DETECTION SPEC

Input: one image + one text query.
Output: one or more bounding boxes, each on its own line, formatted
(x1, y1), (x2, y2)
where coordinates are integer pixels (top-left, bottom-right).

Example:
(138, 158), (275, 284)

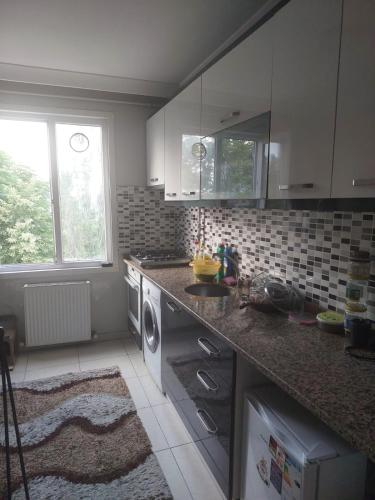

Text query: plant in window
(0, 151), (54, 264)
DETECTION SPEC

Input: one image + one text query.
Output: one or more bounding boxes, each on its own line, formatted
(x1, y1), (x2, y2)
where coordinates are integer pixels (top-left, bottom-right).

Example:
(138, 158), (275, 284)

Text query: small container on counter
(316, 311), (345, 334)
(347, 318), (371, 348)
(345, 280), (367, 304)
(347, 250), (371, 281)
(344, 302), (367, 334)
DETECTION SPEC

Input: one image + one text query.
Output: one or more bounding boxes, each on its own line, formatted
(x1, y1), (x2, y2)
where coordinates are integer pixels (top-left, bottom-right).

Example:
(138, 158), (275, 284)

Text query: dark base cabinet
(161, 295), (235, 498)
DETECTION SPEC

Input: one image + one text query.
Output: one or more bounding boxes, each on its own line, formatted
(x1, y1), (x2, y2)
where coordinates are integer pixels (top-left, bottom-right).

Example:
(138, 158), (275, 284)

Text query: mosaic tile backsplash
(175, 207), (375, 318)
(116, 187), (374, 317)
(117, 186), (177, 253)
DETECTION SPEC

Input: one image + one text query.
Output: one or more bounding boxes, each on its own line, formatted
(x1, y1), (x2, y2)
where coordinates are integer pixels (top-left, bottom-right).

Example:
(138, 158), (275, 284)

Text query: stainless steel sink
(185, 283), (230, 297)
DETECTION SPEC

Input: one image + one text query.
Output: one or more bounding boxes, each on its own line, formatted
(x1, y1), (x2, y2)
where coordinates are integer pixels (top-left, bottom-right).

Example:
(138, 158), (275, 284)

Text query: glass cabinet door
(201, 112), (270, 200)
(200, 19), (273, 200)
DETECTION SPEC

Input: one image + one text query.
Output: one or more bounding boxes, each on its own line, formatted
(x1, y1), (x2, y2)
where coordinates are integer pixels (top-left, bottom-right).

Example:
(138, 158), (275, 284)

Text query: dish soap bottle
(216, 242), (225, 281)
(224, 243), (233, 277)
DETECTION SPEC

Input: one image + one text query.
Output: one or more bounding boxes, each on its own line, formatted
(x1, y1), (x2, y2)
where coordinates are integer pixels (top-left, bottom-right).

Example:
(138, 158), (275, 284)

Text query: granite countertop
(124, 258), (375, 462)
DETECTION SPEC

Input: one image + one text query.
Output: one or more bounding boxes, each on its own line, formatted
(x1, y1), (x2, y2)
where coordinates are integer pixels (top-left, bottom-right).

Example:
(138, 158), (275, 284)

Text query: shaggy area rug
(0, 367), (172, 499)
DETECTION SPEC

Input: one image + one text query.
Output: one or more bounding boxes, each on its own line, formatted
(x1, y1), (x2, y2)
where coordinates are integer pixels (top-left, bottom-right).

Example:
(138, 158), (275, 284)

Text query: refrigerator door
(242, 398), (308, 500)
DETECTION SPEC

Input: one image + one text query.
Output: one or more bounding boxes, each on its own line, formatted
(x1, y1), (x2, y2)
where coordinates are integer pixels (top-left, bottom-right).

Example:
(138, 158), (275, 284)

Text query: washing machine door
(143, 299), (159, 353)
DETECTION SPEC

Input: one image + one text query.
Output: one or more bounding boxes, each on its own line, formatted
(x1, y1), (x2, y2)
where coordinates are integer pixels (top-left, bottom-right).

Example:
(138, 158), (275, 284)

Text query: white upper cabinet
(268, 0), (342, 199)
(146, 109), (164, 187)
(331, 0), (375, 198)
(201, 21), (273, 199)
(164, 78), (201, 201)
(201, 21), (273, 136)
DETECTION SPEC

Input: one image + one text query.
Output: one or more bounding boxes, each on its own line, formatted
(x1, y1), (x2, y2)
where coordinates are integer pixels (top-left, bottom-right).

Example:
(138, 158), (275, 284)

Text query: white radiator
(24, 281), (91, 347)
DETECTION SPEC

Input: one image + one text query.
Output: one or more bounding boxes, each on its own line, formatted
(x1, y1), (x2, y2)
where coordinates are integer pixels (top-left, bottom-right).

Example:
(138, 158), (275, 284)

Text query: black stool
(0, 327), (29, 499)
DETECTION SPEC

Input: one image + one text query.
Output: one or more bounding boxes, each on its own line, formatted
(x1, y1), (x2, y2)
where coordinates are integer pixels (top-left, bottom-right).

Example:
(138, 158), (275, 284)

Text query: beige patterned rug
(0, 367), (172, 499)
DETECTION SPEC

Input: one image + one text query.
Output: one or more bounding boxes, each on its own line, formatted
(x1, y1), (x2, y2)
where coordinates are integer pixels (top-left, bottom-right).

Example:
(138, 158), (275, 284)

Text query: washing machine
(142, 277), (162, 392)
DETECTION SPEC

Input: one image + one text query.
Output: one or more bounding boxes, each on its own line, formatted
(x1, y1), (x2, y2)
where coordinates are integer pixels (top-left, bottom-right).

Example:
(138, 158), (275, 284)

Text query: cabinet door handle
(197, 369), (218, 392)
(279, 183), (314, 190)
(166, 301), (181, 313)
(196, 409), (218, 434)
(154, 177), (159, 182)
(166, 192), (177, 197)
(150, 177), (155, 182)
(352, 178), (375, 187)
(198, 337), (221, 357)
(182, 191), (196, 196)
(220, 110), (240, 124)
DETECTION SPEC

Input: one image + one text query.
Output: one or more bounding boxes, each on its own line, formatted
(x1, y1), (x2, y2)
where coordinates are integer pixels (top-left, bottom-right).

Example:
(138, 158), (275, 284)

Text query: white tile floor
(10, 337), (225, 500)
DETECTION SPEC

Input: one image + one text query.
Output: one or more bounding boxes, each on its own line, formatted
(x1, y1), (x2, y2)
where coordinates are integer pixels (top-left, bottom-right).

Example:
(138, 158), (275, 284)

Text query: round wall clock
(69, 132), (89, 153)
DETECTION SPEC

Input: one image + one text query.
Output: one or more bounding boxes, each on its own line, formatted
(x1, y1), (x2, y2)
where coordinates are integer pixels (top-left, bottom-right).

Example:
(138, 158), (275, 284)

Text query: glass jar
(344, 302), (367, 334)
(347, 250), (371, 281)
(345, 280), (367, 305)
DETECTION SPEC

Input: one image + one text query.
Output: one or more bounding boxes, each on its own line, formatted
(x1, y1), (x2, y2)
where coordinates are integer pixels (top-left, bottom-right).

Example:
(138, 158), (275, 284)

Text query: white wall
(0, 88), (155, 341)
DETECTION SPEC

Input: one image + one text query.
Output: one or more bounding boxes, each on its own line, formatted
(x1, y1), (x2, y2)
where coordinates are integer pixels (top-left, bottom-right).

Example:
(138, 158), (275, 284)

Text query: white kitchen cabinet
(268, 0), (342, 199)
(201, 21), (273, 137)
(164, 78), (201, 201)
(331, 0), (375, 198)
(200, 21), (273, 200)
(146, 109), (164, 187)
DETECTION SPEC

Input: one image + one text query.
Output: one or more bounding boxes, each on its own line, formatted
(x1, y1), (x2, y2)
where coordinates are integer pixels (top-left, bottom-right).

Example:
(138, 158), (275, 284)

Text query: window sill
(0, 263), (117, 280)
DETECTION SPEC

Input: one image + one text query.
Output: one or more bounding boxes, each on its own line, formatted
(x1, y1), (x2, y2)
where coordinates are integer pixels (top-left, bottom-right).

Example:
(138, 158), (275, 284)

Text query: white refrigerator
(241, 385), (366, 500)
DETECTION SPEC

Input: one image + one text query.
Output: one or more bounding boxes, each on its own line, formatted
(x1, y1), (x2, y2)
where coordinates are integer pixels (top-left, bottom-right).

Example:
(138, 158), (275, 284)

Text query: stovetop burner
(129, 249), (191, 268)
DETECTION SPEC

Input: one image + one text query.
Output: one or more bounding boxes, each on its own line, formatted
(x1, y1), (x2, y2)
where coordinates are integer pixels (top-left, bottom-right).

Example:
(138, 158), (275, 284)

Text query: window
(0, 112), (112, 272)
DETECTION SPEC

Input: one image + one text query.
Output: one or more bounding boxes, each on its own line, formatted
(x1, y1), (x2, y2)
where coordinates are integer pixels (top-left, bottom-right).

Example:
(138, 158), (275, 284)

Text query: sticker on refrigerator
(269, 435), (278, 458)
(270, 458), (283, 494)
(256, 457), (270, 486)
(281, 454), (302, 500)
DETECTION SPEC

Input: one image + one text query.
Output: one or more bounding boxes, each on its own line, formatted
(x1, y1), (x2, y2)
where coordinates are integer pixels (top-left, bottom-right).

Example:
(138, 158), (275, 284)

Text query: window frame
(0, 107), (116, 275)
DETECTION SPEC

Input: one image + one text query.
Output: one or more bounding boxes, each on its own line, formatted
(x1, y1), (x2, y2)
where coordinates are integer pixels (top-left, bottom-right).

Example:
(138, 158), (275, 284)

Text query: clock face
(191, 142), (207, 160)
(69, 132), (89, 153)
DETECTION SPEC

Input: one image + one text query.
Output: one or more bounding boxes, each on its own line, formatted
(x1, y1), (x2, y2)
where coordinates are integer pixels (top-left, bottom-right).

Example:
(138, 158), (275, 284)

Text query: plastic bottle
(224, 243), (233, 277)
(216, 242), (225, 281)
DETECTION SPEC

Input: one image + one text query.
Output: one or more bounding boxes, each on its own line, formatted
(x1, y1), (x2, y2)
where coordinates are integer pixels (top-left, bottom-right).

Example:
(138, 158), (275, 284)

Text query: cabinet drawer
(178, 398), (231, 496)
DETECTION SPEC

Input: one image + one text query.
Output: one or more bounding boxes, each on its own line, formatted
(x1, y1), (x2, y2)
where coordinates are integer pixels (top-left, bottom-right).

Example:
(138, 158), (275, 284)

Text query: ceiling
(0, 0), (270, 97)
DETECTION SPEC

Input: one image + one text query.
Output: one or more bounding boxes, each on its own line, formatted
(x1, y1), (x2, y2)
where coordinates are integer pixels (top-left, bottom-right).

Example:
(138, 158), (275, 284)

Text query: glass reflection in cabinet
(201, 112), (270, 200)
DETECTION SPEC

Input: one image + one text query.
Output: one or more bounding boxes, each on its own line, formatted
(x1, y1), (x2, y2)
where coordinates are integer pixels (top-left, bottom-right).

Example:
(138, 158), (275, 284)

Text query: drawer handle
(196, 409), (218, 434)
(279, 183), (314, 190)
(197, 337), (220, 357)
(197, 369), (218, 392)
(182, 191), (196, 196)
(220, 110), (240, 124)
(352, 178), (375, 187)
(166, 301), (181, 313)
(166, 192), (177, 197)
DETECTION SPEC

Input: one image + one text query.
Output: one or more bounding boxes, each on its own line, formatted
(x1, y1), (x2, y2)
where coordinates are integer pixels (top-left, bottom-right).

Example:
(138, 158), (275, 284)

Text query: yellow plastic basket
(192, 259), (221, 282)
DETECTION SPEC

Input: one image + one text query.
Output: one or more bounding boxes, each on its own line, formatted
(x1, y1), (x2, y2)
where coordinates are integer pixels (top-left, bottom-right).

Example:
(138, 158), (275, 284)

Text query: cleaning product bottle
(232, 245), (239, 281)
(216, 242), (225, 281)
(224, 243), (233, 277)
